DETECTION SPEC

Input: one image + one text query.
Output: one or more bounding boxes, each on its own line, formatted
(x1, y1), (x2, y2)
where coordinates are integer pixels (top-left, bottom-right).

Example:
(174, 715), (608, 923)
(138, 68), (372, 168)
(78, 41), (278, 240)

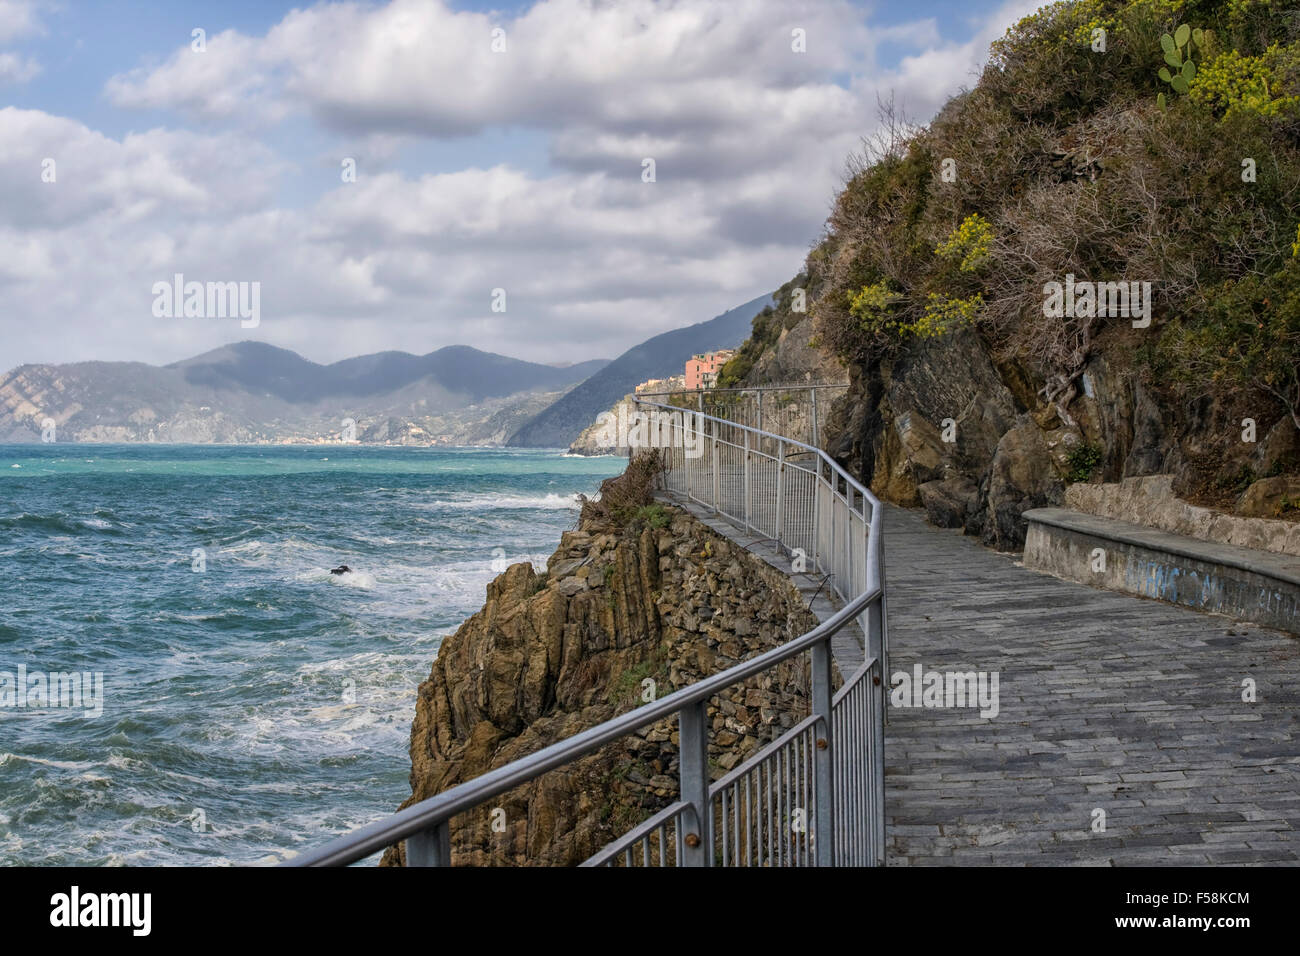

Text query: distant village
(633, 348), (735, 396)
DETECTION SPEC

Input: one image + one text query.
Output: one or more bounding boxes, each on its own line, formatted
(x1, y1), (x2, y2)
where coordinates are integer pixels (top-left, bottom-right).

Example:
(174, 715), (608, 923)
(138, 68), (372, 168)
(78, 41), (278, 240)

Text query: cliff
(381, 457), (826, 865)
(720, 0), (1300, 551)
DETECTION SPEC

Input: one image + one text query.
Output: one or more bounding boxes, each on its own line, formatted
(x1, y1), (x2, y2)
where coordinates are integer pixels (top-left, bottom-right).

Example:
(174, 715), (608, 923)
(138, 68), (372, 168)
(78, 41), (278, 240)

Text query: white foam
(330, 570), (375, 589)
(426, 492), (580, 511)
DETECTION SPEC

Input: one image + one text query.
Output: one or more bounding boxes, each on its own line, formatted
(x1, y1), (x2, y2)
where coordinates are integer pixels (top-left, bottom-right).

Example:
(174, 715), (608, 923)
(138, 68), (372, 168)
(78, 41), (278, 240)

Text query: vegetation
(1065, 442), (1105, 482)
(801, 0), (1300, 434)
(717, 276), (809, 388)
(579, 451), (666, 527)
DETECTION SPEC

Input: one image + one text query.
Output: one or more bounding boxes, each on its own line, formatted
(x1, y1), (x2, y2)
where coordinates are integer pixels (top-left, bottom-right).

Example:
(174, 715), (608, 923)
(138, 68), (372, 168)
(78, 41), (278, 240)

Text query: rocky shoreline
(381, 461), (827, 865)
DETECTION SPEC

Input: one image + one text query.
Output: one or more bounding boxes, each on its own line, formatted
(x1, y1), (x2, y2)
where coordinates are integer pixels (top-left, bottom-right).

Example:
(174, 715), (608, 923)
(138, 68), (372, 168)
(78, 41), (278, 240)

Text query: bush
(1065, 442), (1105, 482)
(800, 0), (1300, 433)
(579, 452), (666, 527)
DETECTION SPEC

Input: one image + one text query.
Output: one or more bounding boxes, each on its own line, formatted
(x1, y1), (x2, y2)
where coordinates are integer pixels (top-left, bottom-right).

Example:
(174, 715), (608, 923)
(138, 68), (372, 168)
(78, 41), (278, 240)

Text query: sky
(0, 0), (1044, 369)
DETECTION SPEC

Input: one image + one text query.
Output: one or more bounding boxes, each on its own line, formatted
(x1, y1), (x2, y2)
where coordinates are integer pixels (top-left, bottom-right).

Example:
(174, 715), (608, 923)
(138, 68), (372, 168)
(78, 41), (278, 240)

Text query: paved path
(882, 504), (1300, 865)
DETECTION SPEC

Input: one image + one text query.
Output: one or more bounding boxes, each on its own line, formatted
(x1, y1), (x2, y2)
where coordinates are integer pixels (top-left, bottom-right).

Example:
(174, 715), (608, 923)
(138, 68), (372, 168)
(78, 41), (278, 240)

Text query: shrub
(934, 214), (994, 272)
(1065, 442), (1104, 482)
(1188, 44), (1300, 119)
(579, 452), (666, 527)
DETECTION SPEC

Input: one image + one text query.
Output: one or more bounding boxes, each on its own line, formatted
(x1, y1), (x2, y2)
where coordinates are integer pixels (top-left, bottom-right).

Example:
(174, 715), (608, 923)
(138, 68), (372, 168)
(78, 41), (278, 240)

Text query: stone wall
(1066, 475), (1300, 558)
(380, 499), (822, 866)
(1024, 508), (1300, 634)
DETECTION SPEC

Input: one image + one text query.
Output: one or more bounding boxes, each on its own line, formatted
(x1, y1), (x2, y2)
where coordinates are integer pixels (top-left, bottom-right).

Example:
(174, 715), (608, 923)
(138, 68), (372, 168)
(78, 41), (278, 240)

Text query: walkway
(883, 505), (1300, 865)
(667, 488), (1300, 865)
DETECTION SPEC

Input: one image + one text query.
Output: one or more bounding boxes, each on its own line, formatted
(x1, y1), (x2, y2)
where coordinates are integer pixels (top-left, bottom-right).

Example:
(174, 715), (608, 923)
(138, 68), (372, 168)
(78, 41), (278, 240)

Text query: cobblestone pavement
(881, 505), (1300, 866)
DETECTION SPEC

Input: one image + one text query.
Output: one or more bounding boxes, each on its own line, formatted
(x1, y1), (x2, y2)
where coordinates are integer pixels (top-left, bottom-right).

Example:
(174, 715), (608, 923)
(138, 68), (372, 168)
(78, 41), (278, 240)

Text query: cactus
(1156, 24), (1206, 107)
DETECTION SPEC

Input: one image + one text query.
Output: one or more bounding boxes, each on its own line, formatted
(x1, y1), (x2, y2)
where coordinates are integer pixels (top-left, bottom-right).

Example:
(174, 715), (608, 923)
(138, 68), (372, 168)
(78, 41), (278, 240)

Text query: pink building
(684, 349), (734, 390)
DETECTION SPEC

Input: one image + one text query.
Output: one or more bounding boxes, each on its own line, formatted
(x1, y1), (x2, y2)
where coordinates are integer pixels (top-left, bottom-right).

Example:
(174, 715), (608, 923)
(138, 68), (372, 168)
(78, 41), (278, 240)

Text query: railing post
(743, 427), (752, 532)
(775, 439), (785, 547)
(811, 639), (834, 866)
(686, 411), (695, 501)
(711, 418), (720, 512)
(678, 701), (711, 866)
(812, 460), (821, 573)
(405, 819), (450, 867)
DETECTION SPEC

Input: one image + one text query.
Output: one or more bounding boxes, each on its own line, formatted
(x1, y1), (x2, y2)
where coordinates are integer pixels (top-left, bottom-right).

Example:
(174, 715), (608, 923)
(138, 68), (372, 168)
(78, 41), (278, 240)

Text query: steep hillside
(506, 293), (774, 448)
(726, 0), (1300, 549)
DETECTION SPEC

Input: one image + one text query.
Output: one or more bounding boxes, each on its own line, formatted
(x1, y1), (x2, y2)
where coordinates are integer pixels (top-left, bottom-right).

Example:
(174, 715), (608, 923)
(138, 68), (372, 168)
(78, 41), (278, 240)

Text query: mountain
(0, 342), (609, 444)
(506, 292), (774, 448)
(167, 342), (607, 403)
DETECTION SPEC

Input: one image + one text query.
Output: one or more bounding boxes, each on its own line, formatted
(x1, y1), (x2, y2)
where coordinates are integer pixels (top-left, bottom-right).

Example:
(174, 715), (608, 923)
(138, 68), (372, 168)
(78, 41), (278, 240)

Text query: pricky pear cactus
(1157, 24), (1206, 109)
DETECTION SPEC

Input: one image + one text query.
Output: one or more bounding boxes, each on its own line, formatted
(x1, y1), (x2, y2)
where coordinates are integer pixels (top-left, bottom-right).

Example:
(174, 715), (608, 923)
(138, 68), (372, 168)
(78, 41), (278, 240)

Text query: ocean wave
(423, 492), (580, 511)
(0, 752), (99, 772)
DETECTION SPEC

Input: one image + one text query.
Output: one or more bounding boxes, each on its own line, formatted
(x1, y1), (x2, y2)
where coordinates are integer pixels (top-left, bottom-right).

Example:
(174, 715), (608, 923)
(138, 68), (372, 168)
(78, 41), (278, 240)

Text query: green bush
(797, 0), (1300, 433)
(1065, 442), (1105, 482)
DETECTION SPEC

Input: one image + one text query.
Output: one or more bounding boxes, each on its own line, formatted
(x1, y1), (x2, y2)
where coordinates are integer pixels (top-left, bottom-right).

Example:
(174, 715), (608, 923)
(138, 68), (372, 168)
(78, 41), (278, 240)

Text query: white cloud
(0, 50), (38, 84)
(0, 0), (43, 85)
(2, 0), (1042, 370)
(0, 0), (43, 44)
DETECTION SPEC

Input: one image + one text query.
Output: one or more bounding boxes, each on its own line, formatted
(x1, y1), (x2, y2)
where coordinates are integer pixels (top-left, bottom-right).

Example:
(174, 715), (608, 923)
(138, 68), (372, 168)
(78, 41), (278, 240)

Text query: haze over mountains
(0, 343), (608, 445)
(0, 292), (773, 446)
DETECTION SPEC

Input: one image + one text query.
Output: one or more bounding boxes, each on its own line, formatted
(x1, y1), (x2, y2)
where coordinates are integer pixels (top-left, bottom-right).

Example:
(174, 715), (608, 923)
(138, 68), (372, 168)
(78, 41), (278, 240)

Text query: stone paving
(881, 504), (1300, 866)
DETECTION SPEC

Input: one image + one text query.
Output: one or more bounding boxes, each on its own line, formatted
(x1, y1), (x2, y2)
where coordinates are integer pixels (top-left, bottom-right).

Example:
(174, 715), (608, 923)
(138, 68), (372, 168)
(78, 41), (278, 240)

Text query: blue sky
(0, 0), (1044, 368)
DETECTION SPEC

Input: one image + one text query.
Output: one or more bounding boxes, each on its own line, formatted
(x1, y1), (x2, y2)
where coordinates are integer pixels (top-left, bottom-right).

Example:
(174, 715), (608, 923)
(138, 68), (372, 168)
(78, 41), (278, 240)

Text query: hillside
(723, 0), (1300, 548)
(0, 342), (608, 444)
(505, 293), (774, 448)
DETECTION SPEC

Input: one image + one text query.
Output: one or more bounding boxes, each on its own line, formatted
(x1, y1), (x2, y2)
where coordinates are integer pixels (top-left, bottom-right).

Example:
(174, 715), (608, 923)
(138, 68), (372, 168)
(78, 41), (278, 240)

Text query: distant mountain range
(0, 343), (608, 444)
(506, 292), (774, 448)
(0, 292), (776, 446)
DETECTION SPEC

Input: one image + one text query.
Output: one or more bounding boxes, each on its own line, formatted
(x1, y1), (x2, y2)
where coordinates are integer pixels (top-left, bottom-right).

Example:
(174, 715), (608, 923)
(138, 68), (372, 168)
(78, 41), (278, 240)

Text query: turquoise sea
(0, 443), (625, 865)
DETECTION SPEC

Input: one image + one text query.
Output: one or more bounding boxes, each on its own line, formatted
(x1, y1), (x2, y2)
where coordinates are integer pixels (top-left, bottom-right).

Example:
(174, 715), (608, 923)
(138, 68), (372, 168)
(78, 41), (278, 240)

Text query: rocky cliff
(809, 317), (1300, 552)
(719, 0), (1300, 552)
(380, 459), (825, 865)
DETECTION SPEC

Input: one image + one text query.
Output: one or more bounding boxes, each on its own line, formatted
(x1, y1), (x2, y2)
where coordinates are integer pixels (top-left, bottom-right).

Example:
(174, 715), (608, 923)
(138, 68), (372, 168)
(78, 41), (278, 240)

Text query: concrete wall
(1024, 508), (1300, 635)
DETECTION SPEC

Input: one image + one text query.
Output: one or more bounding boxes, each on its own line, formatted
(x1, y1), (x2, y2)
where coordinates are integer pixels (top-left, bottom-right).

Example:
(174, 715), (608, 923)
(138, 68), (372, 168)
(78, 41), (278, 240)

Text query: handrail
(287, 585), (881, 867)
(285, 396), (886, 867)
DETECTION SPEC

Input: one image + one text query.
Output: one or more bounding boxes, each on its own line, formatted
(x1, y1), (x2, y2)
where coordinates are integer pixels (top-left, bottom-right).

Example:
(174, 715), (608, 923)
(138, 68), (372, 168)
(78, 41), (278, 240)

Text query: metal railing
(286, 398), (886, 867)
(634, 384), (849, 449)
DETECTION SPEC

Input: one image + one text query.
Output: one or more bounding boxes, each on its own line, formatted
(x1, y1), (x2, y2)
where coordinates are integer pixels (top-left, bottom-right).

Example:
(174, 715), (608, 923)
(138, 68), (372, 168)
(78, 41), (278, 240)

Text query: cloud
(0, 0), (43, 85)
(0, 51), (39, 84)
(2, 0), (1041, 370)
(0, 0), (43, 44)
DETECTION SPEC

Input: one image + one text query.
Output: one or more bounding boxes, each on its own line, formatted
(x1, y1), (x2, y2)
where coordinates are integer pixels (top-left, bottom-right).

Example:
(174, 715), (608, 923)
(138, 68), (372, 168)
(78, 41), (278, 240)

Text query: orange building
(684, 349), (735, 390)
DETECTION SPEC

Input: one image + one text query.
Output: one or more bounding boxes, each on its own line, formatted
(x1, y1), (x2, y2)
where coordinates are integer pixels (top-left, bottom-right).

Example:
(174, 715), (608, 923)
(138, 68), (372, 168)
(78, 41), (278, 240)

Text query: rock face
(1067, 475), (1300, 557)
(808, 327), (1298, 552)
(380, 500), (820, 866)
(567, 393), (634, 457)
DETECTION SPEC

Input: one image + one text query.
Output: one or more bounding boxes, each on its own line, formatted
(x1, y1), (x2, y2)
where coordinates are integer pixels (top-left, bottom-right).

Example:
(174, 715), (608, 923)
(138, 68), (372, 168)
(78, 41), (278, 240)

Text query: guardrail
(634, 383), (849, 449)
(285, 398), (887, 867)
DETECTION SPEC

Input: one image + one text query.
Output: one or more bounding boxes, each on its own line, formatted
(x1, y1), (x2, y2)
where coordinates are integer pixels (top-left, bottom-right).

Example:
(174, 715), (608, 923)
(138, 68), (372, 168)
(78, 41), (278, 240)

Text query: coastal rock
(379, 480), (821, 866)
(1238, 476), (1300, 519)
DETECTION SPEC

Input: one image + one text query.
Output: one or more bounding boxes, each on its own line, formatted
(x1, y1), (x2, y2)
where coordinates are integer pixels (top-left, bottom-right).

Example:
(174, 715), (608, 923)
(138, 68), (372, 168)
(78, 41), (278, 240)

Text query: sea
(0, 443), (625, 865)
